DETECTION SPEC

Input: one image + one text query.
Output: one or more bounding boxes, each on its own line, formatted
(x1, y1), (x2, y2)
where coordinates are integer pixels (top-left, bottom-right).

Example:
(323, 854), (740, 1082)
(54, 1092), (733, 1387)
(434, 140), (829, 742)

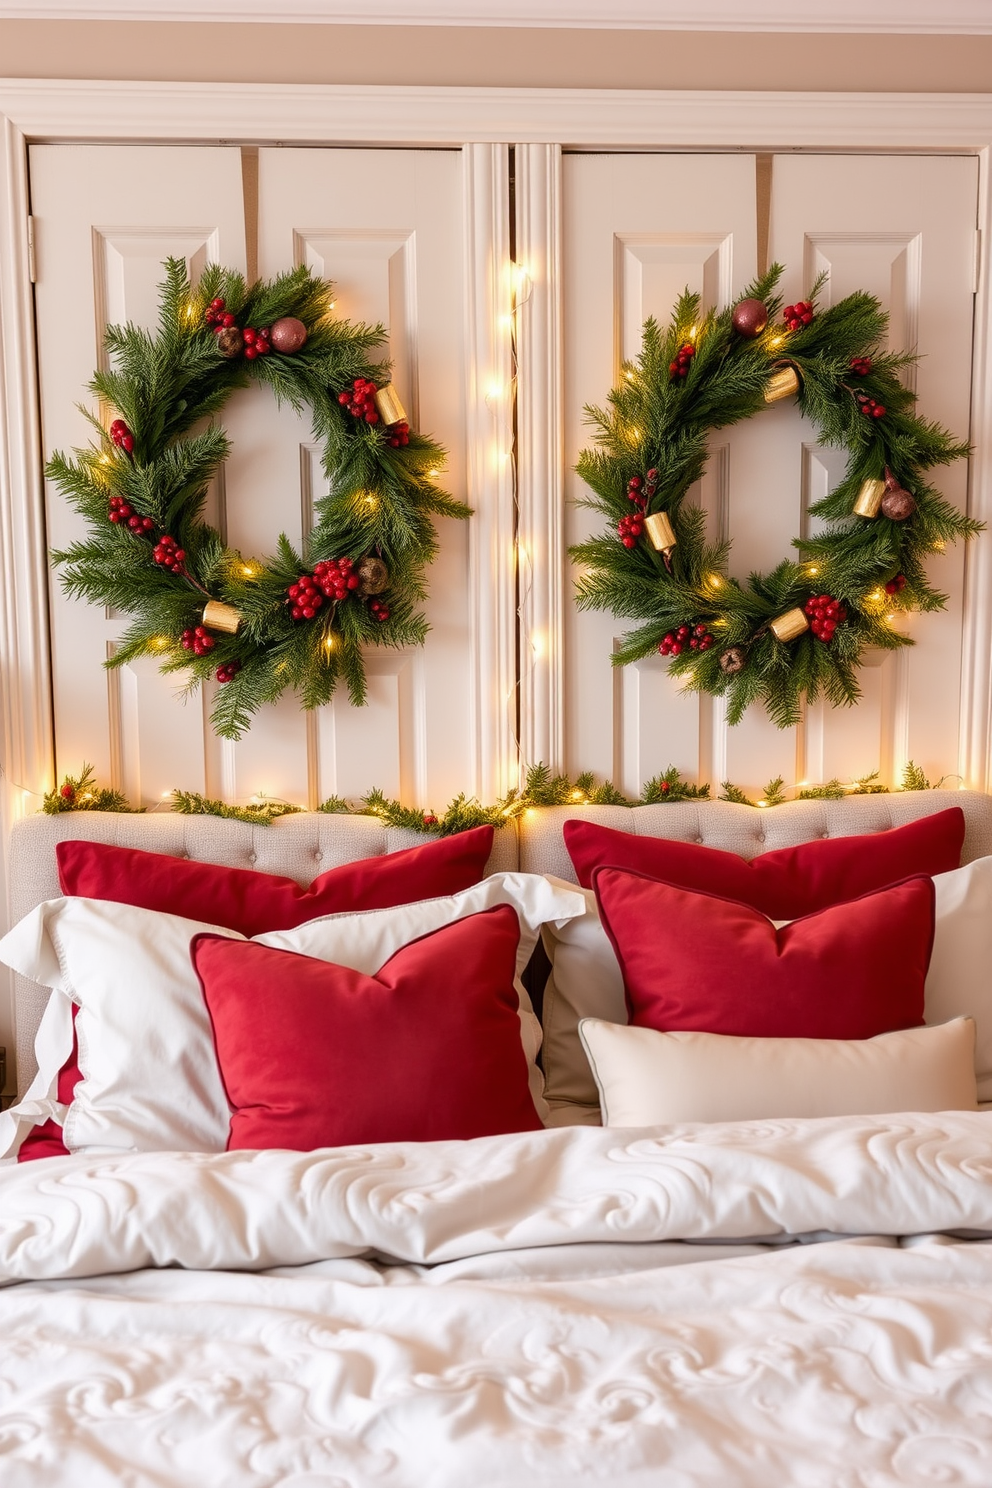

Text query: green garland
(45, 760), (951, 830)
(572, 265), (977, 729)
(48, 259), (468, 740)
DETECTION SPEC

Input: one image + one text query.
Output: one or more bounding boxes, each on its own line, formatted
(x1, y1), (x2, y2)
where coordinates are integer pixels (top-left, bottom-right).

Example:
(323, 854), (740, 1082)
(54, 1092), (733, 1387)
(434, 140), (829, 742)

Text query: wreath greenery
(571, 264), (978, 729)
(48, 258), (468, 740)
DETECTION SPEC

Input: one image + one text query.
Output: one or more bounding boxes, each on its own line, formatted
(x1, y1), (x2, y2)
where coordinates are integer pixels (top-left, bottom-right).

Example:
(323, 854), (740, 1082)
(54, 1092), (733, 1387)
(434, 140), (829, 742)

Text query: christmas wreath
(48, 258), (468, 739)
(571, 265), (978, 728)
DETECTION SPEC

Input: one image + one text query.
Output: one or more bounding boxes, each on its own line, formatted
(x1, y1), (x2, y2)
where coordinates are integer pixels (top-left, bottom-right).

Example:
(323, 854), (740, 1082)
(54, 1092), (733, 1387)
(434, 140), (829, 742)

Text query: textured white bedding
(4, 1114), (992, 1485)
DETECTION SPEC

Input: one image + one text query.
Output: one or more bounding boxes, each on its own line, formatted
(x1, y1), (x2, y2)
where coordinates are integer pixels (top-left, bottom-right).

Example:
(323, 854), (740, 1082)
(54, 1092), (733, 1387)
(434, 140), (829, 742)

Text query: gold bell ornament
(852, 477), (886, 518)
(763, 366), (800, 404)
(374, 383), (408, 428)
(202, 600), (242, 635)
(769, 607), (810, 643)
(644, 510), (677, 571)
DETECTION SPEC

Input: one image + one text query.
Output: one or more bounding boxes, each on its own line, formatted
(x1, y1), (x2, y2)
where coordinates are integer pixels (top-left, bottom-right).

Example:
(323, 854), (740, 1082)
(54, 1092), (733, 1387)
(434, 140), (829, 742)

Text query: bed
(3, 791), (992, 1486)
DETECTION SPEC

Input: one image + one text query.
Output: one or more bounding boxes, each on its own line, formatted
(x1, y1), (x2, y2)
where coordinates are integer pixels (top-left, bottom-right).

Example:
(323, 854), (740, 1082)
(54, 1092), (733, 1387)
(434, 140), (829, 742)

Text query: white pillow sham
(579, 1016), (979, 1127)
(0, 872), (585, 1157)
(542, 855), (992, 1118)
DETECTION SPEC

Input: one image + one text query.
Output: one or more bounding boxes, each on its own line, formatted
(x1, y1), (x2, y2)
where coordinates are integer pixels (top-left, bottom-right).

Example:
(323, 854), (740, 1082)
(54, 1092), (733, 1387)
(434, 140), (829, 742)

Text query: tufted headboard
(7, 789), (992, 1097)
(515, 789), (992, 879)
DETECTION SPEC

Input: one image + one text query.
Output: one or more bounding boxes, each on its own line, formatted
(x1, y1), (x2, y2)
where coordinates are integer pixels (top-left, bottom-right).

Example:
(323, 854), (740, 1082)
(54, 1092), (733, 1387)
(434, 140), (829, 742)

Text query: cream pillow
(579, 1017), (979, 1127)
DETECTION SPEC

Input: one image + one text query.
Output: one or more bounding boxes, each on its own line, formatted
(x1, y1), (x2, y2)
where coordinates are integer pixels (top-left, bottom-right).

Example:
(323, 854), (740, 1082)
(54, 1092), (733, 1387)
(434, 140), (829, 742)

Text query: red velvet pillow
(593, 865), (935, 1040)
(56, 826), (495, 937)
(192, 905), (542, 1151)
(565, 808), (963, 918)
(19, 826), (495, 1163)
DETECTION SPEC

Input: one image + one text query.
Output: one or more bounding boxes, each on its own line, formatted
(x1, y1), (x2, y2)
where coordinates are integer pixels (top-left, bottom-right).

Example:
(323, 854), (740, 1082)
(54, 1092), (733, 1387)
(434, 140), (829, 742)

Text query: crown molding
(2, 81), (992, 149)
(0, 0), (990, 32)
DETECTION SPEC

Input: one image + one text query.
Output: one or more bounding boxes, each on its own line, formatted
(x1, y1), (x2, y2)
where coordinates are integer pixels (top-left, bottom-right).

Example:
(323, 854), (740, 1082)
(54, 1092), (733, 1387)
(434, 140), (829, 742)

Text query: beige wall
(0, 20), (990, 92)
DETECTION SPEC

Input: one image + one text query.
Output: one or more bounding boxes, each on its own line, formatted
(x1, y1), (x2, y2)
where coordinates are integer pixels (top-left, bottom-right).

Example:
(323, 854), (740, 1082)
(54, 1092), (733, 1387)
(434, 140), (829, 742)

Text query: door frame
(1, 81), (991, 816)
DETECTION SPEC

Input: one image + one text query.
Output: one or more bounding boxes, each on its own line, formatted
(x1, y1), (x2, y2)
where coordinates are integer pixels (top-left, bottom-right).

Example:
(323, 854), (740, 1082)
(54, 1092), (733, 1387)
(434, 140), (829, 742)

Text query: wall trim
(1, 80), (990, 795)
(1, 2), (991, 33)
(2, 82), (992, 150)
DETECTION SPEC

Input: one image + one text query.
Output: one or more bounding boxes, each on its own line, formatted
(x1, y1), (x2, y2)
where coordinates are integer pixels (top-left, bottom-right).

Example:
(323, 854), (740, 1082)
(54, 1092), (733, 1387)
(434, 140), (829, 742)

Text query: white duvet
(4, 1113), (992, 1485)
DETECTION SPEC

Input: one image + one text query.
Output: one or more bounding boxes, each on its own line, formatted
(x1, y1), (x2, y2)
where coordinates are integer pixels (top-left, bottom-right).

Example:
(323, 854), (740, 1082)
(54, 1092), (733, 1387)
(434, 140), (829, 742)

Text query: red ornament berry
(60, 783), (75, 800)
(660, 780), (671, 793)
(152, 534), (186, 573)
(215, 660), (241, 685)
(341, 378), (380, 424)
(850, 356), (873, 376)
(783, 300), (814, 333)
(181, 626), (215, 657)
(885, 573), (908, 595)
(803, 591), (848, 642)
(422, 813), (439, 827)
(617, 512), (646, 546)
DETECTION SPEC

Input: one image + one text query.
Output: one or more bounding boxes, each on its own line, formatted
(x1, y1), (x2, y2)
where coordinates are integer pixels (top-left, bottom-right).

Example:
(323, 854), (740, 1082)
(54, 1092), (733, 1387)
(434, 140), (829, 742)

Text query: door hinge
(974, 227), (982, 295)
(26, 215), (36, 284)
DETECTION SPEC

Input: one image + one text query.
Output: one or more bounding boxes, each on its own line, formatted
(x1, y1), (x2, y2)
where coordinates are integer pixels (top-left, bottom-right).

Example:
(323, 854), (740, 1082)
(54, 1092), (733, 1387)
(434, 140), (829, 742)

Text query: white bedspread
(4, 1113), (992, 1485)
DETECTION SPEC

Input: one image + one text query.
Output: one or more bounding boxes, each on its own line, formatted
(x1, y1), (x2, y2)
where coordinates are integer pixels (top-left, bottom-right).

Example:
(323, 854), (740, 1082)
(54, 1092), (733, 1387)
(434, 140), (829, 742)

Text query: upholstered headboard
(8, 789), (992, 1097)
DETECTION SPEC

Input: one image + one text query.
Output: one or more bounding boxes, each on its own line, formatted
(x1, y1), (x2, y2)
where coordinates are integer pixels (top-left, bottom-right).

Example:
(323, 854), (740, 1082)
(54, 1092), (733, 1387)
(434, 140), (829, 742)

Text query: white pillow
(579, 1017), (979, 1127)
(0, 872), (585, 1157)
(542, 857), (992, 1116)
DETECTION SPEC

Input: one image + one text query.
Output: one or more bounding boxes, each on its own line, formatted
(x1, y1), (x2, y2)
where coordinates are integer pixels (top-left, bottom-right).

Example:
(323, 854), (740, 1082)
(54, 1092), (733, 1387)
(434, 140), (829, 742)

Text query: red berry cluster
(108, 495), (154, 535)
(659, 623), (713, 657)
(109, 418), (135, 454)
(850, 356), (873, 376)
(804, 593), (848, 643)
(626, 469), (658, 509)
(369, 598), (390, 622)
(617, 513), (644, 548)
(204, 297), (236, 331)
(783, 300), (814, 332)
(286, 573), (324, 621)
(313, 557), (361, 602)
(242, 327), (271, 361)
(181, 626), (215, 657)
(617, 468), (659, 547)
(669, 343), (696, 380)
(215, 661), (241, 684)
(387, 421), (410, 449)
(422, 813), (439, 827)
(338, 379), (380, 424)
(855, 390), (886, 419)
(153, 535), (185, 573)
(885, 572), (907, 596)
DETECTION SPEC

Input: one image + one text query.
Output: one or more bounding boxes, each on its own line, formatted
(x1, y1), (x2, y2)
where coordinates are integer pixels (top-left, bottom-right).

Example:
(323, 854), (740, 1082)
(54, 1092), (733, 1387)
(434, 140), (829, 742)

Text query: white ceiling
(0, 0), (989, 31)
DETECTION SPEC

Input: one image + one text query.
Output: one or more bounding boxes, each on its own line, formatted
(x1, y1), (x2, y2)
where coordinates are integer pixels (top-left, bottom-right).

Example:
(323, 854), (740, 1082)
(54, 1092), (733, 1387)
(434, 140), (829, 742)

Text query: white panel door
(248, 148), (471, 807)
(560, 151), (977, 796)
(767, 155), (978, 792)
(31, 144), (477, 812)
(30, 144), (248, 806)
(561, 153), (758, 793)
